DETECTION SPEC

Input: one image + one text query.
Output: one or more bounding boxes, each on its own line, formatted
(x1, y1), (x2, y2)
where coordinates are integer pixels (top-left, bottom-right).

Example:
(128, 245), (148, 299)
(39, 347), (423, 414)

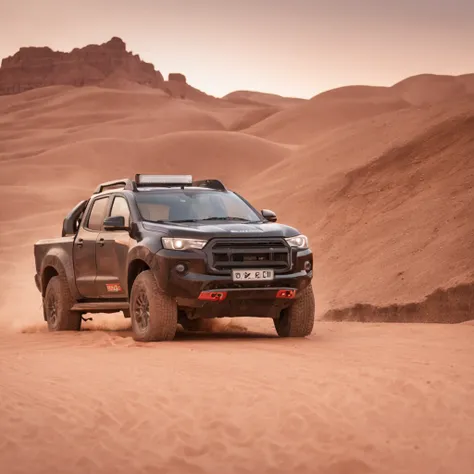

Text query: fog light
(276, 289), (296, 299)
(176, 263), (187, 273)
(198, 291), (227, 302)
(304, 261), (312, 271)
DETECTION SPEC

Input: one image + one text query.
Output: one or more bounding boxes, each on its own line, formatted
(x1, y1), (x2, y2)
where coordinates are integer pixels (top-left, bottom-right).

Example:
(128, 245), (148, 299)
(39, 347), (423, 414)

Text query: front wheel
(274, 285), (315, 337)
(130, 270), (177, 342)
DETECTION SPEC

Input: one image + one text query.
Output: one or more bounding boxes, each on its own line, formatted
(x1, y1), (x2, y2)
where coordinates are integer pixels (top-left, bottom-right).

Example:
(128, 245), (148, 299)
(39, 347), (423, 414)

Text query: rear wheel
(274, 285), (315, 337)
(130, 270), (177, 342)
(43, 275), (82, 331)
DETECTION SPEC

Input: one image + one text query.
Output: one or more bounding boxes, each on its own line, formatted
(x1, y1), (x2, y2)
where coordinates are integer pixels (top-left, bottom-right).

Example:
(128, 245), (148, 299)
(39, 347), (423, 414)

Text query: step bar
(71, 302), (129, 313)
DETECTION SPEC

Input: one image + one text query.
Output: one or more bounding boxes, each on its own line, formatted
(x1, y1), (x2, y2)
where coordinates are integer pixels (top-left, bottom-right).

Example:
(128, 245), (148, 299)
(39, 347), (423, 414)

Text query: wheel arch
(128, 258), (151, 295)
(40, 252), (74, 297)
(42, 265), (59, 297)
(127, 246), (161, 296)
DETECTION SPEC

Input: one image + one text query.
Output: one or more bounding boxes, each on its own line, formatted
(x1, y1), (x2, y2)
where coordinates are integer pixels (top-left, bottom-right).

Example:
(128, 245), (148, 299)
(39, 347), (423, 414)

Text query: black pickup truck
(33, 174), (315, 341)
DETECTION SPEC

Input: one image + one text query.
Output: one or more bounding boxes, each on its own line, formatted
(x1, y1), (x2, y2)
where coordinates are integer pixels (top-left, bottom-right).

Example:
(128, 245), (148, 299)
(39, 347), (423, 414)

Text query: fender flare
(127, 246), (161, 294)
(40, 248), (78, 299)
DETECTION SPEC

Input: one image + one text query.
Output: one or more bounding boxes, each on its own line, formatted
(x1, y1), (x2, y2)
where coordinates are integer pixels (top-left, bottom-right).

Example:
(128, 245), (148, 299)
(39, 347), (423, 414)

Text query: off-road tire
(130, 270), (177, 342)
(274, 285), (315, 337)
(43, 275), (82, 331)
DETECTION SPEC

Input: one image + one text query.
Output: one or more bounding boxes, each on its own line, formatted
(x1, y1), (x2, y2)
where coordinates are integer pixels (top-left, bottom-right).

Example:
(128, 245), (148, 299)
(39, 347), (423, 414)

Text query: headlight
(162, 237), (207, 250)
(285, 234), (309, 249)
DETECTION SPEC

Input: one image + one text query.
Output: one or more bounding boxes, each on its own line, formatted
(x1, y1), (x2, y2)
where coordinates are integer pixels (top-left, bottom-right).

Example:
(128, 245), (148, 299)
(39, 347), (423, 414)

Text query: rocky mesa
(0, 36), (190, 97)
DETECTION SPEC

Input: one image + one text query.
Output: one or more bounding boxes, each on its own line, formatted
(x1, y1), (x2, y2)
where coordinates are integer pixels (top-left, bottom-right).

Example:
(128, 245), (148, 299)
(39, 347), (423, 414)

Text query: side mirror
(261, 209), (277, 222)
(62, 199), (88, 236)
(103, 215), (129, 231)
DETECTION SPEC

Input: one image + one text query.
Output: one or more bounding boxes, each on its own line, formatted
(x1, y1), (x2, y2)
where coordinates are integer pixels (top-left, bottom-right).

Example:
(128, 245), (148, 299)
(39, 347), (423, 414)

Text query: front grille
(206, 238), (291, 275)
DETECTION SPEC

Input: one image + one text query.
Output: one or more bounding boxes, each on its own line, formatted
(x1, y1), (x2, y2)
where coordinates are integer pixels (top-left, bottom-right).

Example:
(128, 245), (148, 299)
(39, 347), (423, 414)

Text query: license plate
(232, 269), (274, 281)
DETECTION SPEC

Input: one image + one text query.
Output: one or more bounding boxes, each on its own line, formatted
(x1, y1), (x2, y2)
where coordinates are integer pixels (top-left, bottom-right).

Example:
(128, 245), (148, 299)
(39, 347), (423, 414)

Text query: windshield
(135, 189), (261, 223)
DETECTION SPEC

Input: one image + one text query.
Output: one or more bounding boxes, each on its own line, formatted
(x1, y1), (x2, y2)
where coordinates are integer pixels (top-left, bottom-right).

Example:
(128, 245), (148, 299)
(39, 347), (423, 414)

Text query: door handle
(76, 238), (84, 248)
(97, 238), (105, 247)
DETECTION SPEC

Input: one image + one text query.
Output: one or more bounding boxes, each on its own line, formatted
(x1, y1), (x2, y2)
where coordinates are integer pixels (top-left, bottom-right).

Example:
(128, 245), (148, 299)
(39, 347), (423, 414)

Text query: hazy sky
(1, 0), (473, 98)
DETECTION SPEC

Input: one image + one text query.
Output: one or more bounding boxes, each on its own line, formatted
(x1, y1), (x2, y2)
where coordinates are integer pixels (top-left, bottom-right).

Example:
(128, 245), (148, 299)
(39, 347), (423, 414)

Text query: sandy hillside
(1, 74), (474, 320)
(243, 86), (412, 144)
(243, 74), (474, 144)
(1, 67), (474, 474)
(239, 96), (474, 317)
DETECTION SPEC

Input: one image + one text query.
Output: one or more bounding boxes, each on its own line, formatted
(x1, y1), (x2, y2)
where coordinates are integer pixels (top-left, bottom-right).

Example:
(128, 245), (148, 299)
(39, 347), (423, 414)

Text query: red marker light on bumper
(198, 291), (227, 302)
(276, 289), (296, 299)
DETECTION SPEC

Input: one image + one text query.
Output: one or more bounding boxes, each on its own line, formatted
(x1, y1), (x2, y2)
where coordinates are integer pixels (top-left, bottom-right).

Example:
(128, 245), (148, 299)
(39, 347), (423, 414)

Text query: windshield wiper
(199, 216), (252, 222)
(161, 219), (200, 223)
(154, 217), (255, 224)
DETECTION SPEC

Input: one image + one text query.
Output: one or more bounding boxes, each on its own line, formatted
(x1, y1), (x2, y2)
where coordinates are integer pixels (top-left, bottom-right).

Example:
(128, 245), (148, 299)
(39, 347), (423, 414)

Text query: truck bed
(34, 236), (75, 292)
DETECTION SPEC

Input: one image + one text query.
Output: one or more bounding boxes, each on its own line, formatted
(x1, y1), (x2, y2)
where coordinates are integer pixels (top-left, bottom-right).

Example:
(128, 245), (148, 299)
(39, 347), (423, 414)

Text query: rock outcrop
(0, 37), (166, 95)
(168, 73), (186, 83)
(164, 73), (188, 98)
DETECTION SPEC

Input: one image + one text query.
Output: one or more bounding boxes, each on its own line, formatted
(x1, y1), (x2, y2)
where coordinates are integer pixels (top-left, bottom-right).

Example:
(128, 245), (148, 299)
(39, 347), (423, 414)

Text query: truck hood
(141, 220), (301, 239)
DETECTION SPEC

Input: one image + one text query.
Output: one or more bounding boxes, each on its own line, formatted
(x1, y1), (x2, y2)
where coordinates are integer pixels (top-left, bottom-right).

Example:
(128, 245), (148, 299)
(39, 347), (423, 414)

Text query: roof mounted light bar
(135, 174), (193, 187)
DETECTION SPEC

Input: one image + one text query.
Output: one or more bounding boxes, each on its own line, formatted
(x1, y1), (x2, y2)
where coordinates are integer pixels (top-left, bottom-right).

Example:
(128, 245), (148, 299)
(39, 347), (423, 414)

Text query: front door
(73, 195), (110, 298)
(95, 195), (131, 298)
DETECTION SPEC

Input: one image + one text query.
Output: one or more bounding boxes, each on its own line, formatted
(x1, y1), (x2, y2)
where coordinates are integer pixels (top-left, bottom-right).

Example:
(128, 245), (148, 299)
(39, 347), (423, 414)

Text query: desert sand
(1, 39), (474, 474)
(1, 321), (473, 474)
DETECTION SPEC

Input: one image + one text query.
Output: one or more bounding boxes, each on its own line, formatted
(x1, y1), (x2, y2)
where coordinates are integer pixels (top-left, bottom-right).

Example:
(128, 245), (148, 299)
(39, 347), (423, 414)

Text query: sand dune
(242, 74), (474, 145)
(0, 186), (74, 222)
(1, 70), (474, 474)
(310, 114), (474, 314)
(392, 73), (474, 105)
(244, 87), (411, 144)
(227, 105), (282, 131)
(201, 90), (304, 130)
(313, 85), (400, 101)
(0, 86), (226, 144)
(223, 90), (306, 108)
(458, 73), (474, 93)
(0, 131), (289, 190)
(238, 102), (474, 316)
(239, 96), (474, 210)
(324, 282), (474, 323)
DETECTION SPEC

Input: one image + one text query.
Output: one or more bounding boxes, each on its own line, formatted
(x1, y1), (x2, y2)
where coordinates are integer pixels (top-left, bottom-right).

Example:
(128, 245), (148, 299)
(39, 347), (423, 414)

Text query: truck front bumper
(152, 248), (313, 318)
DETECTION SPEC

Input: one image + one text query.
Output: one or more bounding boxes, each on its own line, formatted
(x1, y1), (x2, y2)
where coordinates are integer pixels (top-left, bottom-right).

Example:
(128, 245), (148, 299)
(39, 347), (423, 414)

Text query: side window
(109, 196), (130, 226)
(86, 197), (109, 231)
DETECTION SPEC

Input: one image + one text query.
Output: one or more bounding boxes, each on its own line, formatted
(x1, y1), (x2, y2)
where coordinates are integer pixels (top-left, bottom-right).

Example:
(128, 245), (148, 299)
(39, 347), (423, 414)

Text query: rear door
(95, 195), (132, 298)
(73, 195), (110, 298)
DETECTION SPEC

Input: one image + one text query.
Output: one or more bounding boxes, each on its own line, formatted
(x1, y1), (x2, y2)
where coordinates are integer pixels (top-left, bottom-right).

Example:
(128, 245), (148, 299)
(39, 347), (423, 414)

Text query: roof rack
(93, 178), (136, 194)
(193, 179), (226, 191)
(93, 175), (227, 194)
